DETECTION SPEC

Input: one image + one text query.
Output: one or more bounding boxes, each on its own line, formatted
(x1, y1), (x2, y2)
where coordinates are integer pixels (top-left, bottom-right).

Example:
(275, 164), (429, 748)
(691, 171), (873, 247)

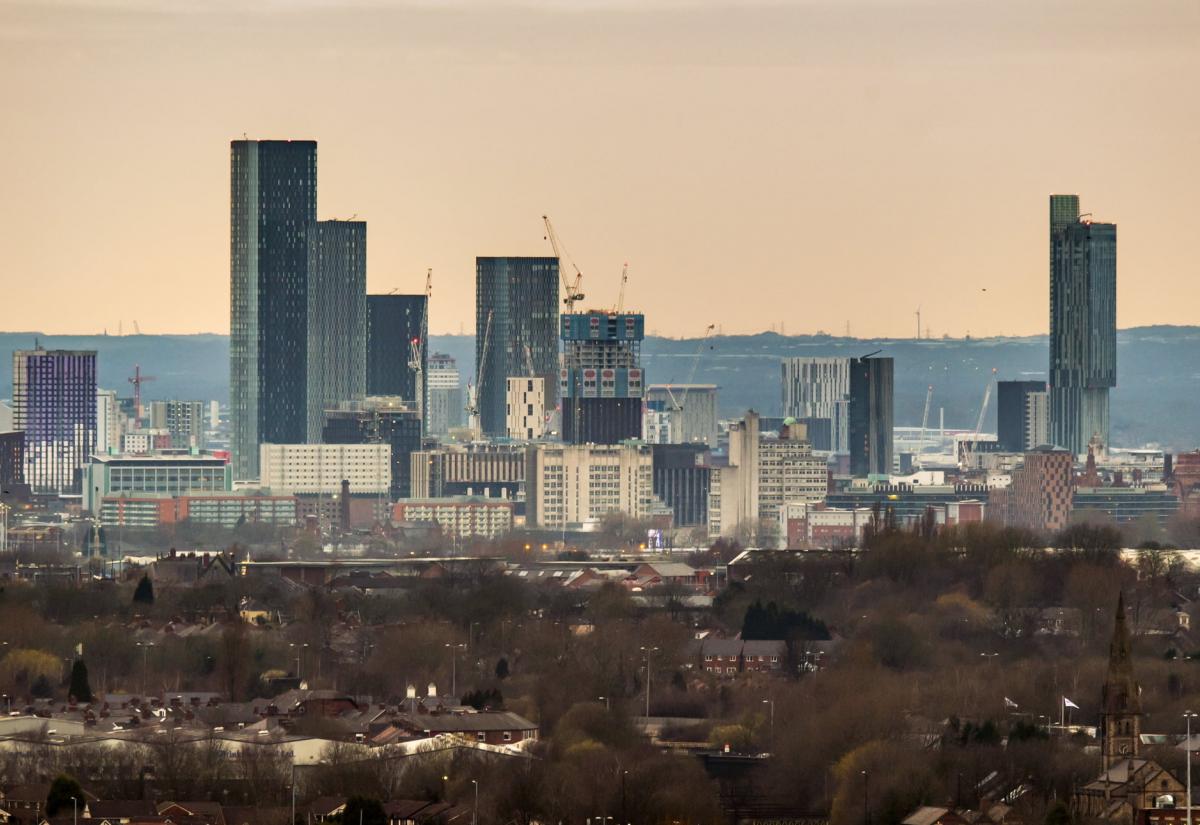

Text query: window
(503, 731), (512, 742)
(477, 732), (486, 741)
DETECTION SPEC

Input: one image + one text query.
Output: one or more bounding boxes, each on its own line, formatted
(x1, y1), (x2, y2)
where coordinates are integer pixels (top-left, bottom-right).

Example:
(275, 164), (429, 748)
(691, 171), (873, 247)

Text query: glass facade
(365, 294), (427, 409)
(476, 257), (559, 436)
(848, 356), (893, 478)
(11, 349), (97, 495)
(230, 140), (318, 480)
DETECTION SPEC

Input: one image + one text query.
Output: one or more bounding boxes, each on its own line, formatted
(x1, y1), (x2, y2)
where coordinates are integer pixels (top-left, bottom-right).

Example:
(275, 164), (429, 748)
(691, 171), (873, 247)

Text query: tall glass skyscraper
(306, 220), (367, 441)
(366, 294), (427, 410)
(230, 140), (318, 479)
(11, 348), (97, 495)
(1049, 195), (1117, 454)
(848, 355), (893, 478)
(475, 257), (559, 436)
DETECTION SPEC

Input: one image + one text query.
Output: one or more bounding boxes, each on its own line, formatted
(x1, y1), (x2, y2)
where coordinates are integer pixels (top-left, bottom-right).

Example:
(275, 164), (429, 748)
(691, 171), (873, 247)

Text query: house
(902, 808), (970, 825)
(1075, 759), (1184, 820)
(85, 801), (158, 823)
(630, 563), (711, 591)
(388, 709), (539, 746)
(696, 638), (786, 675)
(156, 803), (225, 825)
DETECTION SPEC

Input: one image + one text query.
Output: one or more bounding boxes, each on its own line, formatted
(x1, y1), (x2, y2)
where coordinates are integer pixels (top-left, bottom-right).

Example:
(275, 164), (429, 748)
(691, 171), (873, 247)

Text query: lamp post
(72, 797), (77, 825)
(290, 642), (309, 682)
(290, 762), (297, 825)
(446, 643), (466, 698)
(862, 770), (870, 825)
(136, 641), (154, 698)
(471, 779), (479, 825)
(762, 698), (775, 744)
(1186, 711), (1197, 825)
(598, 696), (610, 711)
(640, 646), (658, 718)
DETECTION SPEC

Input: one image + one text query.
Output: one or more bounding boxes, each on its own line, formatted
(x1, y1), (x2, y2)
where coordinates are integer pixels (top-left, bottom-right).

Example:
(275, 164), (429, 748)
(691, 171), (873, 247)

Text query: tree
(495, 657), (510, 680)
(339, 797), (387, 825)
(46, 774), (83, 816)
(69, 659), (93, 703)
(133, 574), (155, 605)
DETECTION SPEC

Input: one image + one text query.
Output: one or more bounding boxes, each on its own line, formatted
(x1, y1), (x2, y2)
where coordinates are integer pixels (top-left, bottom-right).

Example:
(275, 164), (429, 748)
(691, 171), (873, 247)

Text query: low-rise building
(392, 497), (514, 540)
(525, 442), (655, 529)
(260, 443), (391, 496)
(84, 451), (232, 513)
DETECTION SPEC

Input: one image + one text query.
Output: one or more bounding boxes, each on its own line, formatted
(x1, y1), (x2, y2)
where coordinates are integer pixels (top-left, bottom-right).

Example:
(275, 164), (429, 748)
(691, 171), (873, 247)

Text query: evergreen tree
(133, 574), (155, 605)
(339, 798), (387, 825)
(494, 656), (510, 680)
(46, 774), (83, 817)
(69, 659), (93, 703)
(31, 674), (52, 698)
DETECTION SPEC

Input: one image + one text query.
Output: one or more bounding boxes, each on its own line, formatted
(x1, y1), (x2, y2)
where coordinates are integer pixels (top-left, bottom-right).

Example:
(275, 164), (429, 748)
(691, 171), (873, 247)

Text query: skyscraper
(366, 294), (427, 410)
(12, 348), (97, 495)
(149, 399), (205, 449)
(848, 355), (893, 477)
(781, 357), (852, 453)
(475, 257), (559, 437)
(322, 399), (422, 500)
(560, 311), (645, 444)
(996, 380), (1046, 452)
(426, 352), (463, 436)
(1049, 195), (1117, 454)
(306, 220), (367, 441)
(230, 139), (318, 480)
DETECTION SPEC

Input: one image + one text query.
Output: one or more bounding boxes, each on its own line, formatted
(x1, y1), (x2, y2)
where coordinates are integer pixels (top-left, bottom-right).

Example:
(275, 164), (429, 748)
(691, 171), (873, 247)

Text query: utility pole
(640, 646), (658, 717)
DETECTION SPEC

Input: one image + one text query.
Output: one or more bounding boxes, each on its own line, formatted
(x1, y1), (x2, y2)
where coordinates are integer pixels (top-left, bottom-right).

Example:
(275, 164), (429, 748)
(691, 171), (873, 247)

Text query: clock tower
(1101, 592), (1141, 770)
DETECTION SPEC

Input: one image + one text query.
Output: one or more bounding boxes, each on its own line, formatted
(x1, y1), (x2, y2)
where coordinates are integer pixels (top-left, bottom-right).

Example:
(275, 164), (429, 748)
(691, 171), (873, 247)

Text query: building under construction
(559, 311), (645, 445)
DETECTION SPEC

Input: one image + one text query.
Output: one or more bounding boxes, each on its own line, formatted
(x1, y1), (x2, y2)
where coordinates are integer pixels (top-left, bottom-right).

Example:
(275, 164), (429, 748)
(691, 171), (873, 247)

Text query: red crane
(128, 364), (156, 422)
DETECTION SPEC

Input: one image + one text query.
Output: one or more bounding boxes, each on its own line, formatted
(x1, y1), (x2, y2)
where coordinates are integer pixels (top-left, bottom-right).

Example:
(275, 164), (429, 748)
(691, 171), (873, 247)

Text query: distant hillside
(2, 326), (1197, 449)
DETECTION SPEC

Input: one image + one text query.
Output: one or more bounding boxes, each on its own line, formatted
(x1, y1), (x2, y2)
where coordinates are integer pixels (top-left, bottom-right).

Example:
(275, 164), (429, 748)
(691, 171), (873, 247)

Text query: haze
(1, 0), (1197, 338)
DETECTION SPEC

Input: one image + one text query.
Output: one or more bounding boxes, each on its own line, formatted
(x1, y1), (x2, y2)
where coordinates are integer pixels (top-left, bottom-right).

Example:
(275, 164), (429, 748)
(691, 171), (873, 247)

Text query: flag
(1063, 696), (1080, 709)
(1004, 697), (1019, 709)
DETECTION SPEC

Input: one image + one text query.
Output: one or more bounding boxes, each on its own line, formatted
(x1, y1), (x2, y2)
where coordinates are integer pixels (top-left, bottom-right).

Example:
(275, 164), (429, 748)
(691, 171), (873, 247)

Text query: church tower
(1101, 592), (1141, 769)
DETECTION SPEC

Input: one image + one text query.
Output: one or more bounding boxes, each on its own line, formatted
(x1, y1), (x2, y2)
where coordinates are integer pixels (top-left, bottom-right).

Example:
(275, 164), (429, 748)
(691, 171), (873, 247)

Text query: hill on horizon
(2, 326), (1197, 450)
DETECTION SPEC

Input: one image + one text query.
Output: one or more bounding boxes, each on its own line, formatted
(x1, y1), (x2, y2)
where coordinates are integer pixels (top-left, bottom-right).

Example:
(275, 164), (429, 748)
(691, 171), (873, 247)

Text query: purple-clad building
(11, 348), (97, 495)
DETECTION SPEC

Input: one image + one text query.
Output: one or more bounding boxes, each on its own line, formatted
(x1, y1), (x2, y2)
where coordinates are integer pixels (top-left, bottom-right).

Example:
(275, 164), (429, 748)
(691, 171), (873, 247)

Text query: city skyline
(3, 0), (1199, 338)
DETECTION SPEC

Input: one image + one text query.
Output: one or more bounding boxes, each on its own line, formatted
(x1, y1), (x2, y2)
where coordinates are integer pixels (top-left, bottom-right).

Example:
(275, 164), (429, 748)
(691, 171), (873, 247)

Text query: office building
(476, 257), (559, 436)
(644, 384), (718, 447)
(507, 377), (546, 440)
(708, 411), (760, 538)
(259, 442), (391, 496)
(848, 356), (893, 477)
(230, 139), (318, 480)
(149, 400), (206, 449)
(426, 353), (463, 436)
(99, 494), (297, 529)
(122, 430), (172, 454)
(525, 442), (655, 529)
(322, 398), (421, 499)
(391, 496), (514, 540)
(307, 220), (367, 441)
(996, 381), (1046, 452)
(366, 293), (427, 411)
(781, 358), (851, 453)
(758, 424), (828, 522)
(84, 451), (232, 512)
(1049, 195), (1117, 455)
(1, 431), (24, 492)
(560, 311), (645, 444)
(96, 389), (122, 454)
(651, 444), (711, 527)
(410, 444), (525, 500)
(12, 348), (97, 495)
(1025, 390), (1050, 450)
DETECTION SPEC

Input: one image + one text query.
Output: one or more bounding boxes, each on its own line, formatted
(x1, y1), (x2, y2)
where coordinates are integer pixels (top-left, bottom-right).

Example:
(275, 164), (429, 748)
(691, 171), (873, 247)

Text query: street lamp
(1186, 711), (1198, 825)
(862, 770), (870, 825)
(471, 779), (479, 825)
(72, 796), (77, 825)
(446, 643), (466, 698)
(290, 643), (309, 682)
(598, 696), (610, 711)
(136, 641), (154, 698)
(639, 646), (659, 718)
(762, 698), (775, 743)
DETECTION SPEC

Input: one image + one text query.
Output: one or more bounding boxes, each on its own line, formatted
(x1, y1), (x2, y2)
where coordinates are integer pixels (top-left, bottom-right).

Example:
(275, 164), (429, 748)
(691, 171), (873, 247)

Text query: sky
(0, 0), (1197, 339)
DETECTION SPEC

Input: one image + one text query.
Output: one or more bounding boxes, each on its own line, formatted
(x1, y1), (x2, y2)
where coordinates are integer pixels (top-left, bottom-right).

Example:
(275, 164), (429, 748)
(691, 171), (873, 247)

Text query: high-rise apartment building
(476, 257), (559, 437)
(96, 389), (122, 454)
(996, 381), (1046, 452)
(1049, 195), (1117, 455)
(366, 294), (427, 412)
(322, 398), (422, 500)
(560, 312), (645, 444)
(12, 348), (97, 495)
(149, 400), (205, 449)
(644, 385), (719, 447)
(525, 442), (655, 529)
(781, 358), (851, 453)
(1025, 390), (1050, 450)
(507, 377), (546, 440)
(651, 444), (711, 528)
(230, 139), (318, 480)
(307, 221), (367, 440)
(426, 353), (463, 436)
(410, 443), (525, 500)
(848, 356), (893, 478)
(259, 442), (391, 495)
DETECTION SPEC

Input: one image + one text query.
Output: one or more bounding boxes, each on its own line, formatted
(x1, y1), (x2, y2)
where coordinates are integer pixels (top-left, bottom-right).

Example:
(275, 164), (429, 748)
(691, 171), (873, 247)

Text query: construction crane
(972, 368), (998, 443)
(542, 215), (585, 312)
(407, 268), (433, 423)
(917, 385), (933, 467)
(465, 310), (493, 437)
(616, 262), (630, 314)
(666, 324), (717, 416)
(128, 364), (156, 422)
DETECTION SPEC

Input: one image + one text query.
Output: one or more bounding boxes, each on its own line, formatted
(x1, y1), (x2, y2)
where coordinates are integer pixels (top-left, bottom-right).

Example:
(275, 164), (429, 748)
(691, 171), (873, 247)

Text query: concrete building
(96, 389), (122, 455)
(230, 139), (319, 480)
(12, 348), (97, 495)
(426, 352), (463, 436)
(99, 494), (297, 529)
(778, 501), (875, 549)
(121, 429), (172, 454)
(476, 257), (560, 436)
(506, 377), (546, 440)
(525, 442), (655, 529)
(391, 496), (514, 540)
(651, 444), (711, 528)
(644, 384), (718, 447)
(306, 220), (367, 441)
(1049, 195), (1117, 454)
(1025, 390), (1050, 450)
(321, 399), (421, 499)
(848, 355), (893, 478)
(149, 400), (206, 449)
(1005, 446), (1075, 531)
(758, 424), (828, 523)
(560, 311), (645, 444)
(0, 401), (11, 433)
(709, 411), (760, 537)
(84, 451), (232, 512)
(781, 357), (850, 453)
(366, 293), (427, 416)
(996, 381), (1046, 452)
(1, 430), (25, 492)
(410, 444), (525, 500)
(260, 443), (391, 495)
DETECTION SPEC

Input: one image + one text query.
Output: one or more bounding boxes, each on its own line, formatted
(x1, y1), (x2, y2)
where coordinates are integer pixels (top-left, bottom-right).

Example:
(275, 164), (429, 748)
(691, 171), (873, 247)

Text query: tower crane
(542, 215), (585, 312)
(917, 384), (933, 468)
(465, 310), (493, 437)
(616, 262), (629, 314)
(666, 324), (717, 415)
(972, 368), (998, 444)
(128, 364), (156, 422)
(407, 268), (432, 423)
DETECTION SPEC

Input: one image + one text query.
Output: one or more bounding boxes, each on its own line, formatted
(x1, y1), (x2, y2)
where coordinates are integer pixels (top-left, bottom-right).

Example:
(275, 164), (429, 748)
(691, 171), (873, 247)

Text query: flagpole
(1060, 697), (1064, 730)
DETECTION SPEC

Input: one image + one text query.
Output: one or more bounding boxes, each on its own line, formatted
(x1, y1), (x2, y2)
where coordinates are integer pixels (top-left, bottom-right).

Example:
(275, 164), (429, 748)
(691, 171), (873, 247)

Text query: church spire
(1101, 592), (1141, 768)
